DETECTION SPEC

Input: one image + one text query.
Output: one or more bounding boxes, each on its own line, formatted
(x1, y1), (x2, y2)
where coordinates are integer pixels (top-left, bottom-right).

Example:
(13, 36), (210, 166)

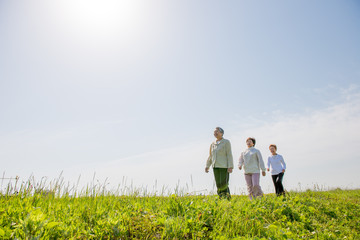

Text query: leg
(251, 173), (263, 198)
(213, 168), (230, 199)
(218, 169), (230, 199)
(244, 174), (253, 200)
(271, 174), (279, 195)
(277, 172), (285, 196)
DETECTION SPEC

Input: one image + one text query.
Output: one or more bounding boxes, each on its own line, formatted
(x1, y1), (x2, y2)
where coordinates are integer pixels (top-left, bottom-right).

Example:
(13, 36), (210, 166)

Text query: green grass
(1, 184), (359, 239)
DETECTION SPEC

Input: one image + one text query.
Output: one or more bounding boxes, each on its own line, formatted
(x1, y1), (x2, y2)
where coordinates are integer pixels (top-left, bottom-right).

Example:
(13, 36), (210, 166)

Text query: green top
(206, 138), (234, 169)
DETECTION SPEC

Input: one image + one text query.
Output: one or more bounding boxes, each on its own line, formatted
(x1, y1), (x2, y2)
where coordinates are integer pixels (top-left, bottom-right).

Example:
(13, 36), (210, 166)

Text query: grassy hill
(1, 188), (359, 239)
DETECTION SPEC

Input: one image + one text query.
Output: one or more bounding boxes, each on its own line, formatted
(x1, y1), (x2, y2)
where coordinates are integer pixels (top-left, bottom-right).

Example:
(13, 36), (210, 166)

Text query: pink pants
(245, 173), (263, 199)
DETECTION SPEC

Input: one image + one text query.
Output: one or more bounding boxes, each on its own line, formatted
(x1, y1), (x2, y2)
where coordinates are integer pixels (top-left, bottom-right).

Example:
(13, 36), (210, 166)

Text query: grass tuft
(0, 176), (359, 239)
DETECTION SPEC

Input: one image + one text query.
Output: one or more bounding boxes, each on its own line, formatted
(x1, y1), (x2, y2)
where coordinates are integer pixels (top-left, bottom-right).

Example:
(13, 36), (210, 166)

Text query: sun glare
(59, 0), (144, 37)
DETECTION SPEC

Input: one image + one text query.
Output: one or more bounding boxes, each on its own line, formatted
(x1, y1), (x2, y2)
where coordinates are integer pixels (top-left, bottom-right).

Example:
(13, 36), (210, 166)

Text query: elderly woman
(205, 127), (234, 199)
(238, 137), (266, 200)
(267, 144), (286, 196)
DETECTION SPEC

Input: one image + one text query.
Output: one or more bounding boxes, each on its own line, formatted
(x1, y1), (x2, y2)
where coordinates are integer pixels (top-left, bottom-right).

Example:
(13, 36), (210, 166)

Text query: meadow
(0, 179), (359, 239)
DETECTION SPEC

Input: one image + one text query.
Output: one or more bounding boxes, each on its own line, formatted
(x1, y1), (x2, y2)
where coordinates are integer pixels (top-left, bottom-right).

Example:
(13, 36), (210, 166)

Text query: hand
(262, 171), (266, 176)
(238, 166), (242, 170)
(228, 168), (233, 173)
(205, 167), (209, 173)
(282, 169), (285, 173)
(267, 168), (270, 172)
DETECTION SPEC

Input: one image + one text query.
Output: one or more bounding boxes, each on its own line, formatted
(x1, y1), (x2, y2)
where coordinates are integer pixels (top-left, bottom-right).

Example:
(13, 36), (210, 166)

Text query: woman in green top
(205, 127), (234, 199)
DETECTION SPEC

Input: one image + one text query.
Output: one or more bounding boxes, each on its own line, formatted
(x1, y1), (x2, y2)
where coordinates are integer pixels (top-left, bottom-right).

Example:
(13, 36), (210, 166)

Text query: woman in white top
(238, 137), (266, 200)
(267, 144), (286, 196)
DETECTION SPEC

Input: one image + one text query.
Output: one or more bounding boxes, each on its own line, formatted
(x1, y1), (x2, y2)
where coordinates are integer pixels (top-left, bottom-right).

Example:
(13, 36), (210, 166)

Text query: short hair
(246, 137), (256, 146)
(269, 144), (277, 150)
(216, 127), (224, 134)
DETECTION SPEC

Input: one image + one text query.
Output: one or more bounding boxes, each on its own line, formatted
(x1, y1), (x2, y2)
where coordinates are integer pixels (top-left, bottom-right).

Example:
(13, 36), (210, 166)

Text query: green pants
(213, 168), (231, 199)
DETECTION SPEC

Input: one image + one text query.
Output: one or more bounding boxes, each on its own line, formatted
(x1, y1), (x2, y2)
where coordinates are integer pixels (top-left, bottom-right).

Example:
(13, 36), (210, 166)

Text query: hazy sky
(1, 0), (360, 194)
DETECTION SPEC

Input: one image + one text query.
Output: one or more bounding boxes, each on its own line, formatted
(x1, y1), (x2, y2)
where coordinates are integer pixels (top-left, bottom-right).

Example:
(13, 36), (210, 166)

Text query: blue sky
(1, 0), (360, 194)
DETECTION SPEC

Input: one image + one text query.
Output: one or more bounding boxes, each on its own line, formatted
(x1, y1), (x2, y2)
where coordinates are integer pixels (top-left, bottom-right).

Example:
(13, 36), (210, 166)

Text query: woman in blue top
(267, 144), (286, 196)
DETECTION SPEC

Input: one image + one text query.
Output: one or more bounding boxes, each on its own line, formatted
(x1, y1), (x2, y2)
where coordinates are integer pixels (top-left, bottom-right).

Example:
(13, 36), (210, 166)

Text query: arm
(238, 152), (244, 170)
(226, 140), (234, 171)
(280, 155), (286, 172)
(205, 144), (213, 172)
(267, 156), (270, 171)
(257, 150), (266, 174)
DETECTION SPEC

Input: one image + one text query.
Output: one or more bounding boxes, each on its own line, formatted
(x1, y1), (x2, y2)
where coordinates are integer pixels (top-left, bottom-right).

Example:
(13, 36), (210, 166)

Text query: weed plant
(0, 177), (359, 239)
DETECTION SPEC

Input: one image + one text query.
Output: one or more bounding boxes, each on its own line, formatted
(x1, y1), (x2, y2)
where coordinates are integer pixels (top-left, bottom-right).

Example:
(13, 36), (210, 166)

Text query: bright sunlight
(57, 0), (145, 38)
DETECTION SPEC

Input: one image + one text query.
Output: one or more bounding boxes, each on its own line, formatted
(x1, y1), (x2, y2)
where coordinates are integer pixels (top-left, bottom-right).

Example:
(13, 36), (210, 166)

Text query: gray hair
(216, 127), (224, 134)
